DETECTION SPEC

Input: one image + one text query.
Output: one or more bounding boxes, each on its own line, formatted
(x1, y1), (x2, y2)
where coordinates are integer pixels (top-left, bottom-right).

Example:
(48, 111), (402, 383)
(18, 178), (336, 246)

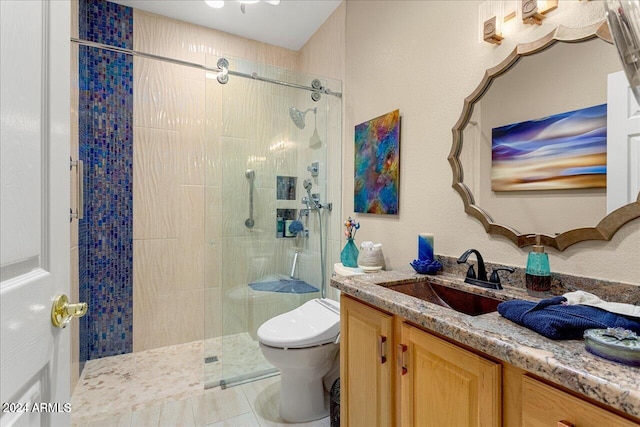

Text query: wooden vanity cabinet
(340, 295), (500, 426)
(340, 294), (394, 427)
(521, 376), (639, 427)
(341, 294), (640, 427)
(399, 322), (502, 426)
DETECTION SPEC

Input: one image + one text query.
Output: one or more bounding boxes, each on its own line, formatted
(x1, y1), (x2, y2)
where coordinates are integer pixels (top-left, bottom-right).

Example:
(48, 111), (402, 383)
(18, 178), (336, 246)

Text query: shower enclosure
(204, 56), (342, 388)
(73, 0), (342, 397)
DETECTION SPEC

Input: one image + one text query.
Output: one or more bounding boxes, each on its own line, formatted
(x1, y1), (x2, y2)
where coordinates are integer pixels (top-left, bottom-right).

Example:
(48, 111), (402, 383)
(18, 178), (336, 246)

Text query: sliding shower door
(204, 56), (341, 388)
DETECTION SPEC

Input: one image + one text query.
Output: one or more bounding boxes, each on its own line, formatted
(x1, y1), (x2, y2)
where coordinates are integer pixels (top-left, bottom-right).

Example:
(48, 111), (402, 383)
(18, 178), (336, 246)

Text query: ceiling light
(205, 0), (225, 8)
(205, 0), (279, 9)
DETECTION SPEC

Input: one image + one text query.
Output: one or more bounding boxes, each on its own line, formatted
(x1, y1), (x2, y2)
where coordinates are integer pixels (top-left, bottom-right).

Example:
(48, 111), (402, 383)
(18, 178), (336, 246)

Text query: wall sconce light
(521, 0), (558, 25)
(480, 1), (517, 45)
(480, 1), (505, 44)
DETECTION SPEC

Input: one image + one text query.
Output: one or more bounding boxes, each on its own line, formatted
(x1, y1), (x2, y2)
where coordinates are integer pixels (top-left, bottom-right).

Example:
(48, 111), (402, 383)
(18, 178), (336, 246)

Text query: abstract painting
(354, 109), (400, 214)
(492, 104), (607, 191)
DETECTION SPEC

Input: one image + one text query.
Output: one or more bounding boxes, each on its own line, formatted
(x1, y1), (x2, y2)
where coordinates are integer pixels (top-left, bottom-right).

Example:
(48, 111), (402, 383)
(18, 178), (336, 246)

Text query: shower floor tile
(71, 333), (326, 426)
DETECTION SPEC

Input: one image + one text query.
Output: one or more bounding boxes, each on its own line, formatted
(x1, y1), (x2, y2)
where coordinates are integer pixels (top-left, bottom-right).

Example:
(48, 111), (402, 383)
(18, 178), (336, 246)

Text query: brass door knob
(51, 294), (87, 328)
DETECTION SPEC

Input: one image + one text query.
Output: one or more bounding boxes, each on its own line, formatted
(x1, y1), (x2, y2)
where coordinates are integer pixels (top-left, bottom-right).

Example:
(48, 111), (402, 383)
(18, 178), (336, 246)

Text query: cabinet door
(399, 323), (501, 427)
(341, 295), (394, 427)
(522, 376), (640, 427)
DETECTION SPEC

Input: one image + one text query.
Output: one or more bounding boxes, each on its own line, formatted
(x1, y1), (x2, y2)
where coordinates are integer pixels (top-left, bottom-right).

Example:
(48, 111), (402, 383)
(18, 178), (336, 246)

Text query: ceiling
(111, 0), (342, 51)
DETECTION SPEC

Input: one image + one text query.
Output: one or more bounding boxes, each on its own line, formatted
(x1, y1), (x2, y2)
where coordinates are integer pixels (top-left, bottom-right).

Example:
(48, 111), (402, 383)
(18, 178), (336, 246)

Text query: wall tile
(133, 127), (179, 239)
(177, 77), (206, 185)
(134, 10), (206, 68)
(205, 287), (223, 340)
(205, 187), (222, 289)
(134, 273), (203, 351)
(133, 239), (178, 297)
(176, 185), (206, 291)
(205, 74), (223, 188)
(133, 57), (179, 131)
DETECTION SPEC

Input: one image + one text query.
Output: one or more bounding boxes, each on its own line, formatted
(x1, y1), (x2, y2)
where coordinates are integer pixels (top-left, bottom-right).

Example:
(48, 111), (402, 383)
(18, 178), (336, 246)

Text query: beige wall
(345, 1), (639, 284)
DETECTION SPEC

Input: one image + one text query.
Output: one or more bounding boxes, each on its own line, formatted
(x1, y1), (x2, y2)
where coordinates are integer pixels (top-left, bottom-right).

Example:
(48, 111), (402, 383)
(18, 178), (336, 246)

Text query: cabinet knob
(557, 421), (574, 427)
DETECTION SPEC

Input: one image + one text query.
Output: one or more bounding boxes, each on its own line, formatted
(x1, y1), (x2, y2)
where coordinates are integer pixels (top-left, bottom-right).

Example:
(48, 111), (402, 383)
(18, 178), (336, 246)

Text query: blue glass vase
(341, 238), (359, 268)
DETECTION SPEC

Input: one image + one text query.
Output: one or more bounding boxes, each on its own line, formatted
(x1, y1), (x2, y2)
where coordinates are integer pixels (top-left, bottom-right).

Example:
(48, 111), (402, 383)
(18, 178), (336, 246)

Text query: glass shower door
(204, 56), (338, 388)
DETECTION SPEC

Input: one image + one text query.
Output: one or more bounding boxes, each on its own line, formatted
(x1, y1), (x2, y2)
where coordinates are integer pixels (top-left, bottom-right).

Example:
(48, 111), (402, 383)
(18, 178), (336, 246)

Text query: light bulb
(205, 0), (225, 8)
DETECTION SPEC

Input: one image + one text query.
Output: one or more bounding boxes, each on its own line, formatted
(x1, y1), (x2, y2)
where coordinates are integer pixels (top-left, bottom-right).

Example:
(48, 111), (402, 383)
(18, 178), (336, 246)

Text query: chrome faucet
(456, 249), (513, 290)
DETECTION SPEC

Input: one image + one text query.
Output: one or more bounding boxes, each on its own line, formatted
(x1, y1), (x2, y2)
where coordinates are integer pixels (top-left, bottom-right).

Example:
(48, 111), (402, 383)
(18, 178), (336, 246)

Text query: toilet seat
(257, 298), (340, 349)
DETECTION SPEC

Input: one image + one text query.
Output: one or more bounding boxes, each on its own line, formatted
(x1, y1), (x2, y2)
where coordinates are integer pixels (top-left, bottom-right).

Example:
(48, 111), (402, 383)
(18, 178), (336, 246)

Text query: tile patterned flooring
(71, 335), (331, 426)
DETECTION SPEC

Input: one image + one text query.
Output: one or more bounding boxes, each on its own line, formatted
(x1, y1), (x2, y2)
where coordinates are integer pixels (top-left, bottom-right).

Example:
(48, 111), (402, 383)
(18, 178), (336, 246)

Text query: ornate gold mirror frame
(448, 21), (640, 251)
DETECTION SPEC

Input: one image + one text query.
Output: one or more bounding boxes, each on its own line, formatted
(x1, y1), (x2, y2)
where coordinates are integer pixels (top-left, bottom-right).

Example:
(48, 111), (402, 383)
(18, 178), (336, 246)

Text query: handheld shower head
(289, 107), (316, 130)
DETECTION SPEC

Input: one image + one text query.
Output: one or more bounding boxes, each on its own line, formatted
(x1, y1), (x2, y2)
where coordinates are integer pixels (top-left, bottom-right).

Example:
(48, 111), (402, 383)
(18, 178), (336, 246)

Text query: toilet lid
(257, 298), (340, 349)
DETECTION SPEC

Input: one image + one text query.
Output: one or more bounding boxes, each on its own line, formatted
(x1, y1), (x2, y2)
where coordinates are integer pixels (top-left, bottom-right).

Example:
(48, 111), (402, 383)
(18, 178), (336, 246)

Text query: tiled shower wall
(73, 0), (344, 366)
(130, 10), (338, 351)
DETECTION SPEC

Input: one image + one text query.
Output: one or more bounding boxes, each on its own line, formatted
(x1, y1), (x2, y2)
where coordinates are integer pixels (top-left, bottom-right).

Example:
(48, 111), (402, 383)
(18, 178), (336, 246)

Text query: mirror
(449, 21), (640, 251)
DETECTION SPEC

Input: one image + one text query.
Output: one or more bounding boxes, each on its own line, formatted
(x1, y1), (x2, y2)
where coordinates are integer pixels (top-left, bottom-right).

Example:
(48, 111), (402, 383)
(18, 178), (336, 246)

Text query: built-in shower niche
(276, 175), (299, 239)
(276, 209), (298, 238)
(277, 176), (297, 200)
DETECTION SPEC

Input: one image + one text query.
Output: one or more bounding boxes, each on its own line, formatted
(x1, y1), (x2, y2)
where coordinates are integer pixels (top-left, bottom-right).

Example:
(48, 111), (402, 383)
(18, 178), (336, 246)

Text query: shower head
(303, 179), (313, 192)
(289, 107), (316, 130)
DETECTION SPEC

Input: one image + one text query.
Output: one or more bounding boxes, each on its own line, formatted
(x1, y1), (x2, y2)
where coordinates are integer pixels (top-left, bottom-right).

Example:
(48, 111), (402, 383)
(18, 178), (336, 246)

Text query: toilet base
(279, 371), (328, 422)
(259, 342), (339, 423)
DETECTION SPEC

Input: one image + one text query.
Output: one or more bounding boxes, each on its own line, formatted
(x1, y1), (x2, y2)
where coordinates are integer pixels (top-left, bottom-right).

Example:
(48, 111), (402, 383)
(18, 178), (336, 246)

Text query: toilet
(257, 298), (340, 422)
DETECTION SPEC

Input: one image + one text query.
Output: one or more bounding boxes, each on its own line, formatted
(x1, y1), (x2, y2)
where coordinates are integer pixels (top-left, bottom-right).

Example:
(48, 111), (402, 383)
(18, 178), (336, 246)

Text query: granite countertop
(331, 269), (640, 419)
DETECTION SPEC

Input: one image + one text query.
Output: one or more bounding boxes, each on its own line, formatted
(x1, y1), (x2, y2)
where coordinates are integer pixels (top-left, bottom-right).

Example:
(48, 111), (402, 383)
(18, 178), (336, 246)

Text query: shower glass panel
(204, 56), (341, 388)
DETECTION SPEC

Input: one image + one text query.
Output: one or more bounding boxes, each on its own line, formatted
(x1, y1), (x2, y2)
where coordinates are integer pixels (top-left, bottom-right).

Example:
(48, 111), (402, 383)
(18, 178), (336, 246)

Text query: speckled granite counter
(331, 269), (640, 420)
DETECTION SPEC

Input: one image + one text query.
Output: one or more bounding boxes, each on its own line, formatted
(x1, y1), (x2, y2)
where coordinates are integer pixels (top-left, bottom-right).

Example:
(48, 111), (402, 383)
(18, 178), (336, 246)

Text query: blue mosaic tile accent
(79, 0), (133, 362)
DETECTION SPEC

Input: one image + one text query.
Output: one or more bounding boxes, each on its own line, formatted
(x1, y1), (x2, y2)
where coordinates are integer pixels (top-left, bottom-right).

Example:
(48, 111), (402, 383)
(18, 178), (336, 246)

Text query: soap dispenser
(525, 235), (551, 297)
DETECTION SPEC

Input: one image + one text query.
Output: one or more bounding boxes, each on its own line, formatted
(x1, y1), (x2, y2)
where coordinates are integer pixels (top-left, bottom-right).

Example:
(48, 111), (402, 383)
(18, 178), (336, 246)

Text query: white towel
(563, 291), (640, 319)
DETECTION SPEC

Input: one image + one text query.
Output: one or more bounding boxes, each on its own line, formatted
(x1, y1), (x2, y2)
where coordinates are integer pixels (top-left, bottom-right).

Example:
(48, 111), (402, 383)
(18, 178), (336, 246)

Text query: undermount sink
(387, 281), (502, 316)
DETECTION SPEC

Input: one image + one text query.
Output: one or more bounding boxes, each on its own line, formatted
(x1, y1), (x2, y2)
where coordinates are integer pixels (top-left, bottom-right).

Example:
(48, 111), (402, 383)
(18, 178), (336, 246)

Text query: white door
(1, 1), (71, 426)
(607, 70), (640, 214)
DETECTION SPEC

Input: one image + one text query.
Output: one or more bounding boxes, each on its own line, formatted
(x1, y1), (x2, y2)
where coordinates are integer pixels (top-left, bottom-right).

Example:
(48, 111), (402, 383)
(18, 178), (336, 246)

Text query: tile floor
(71, 335), (331, 426)
(72, 376), (330, 427)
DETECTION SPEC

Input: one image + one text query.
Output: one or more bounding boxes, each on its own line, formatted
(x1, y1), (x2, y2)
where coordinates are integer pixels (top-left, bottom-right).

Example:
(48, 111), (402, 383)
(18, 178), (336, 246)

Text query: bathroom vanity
(332, 271), (640, 426)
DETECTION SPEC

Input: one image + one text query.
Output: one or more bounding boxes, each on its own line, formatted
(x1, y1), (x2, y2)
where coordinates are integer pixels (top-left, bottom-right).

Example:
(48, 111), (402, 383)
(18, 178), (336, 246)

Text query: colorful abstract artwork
(354, 109), (400, 214)
(491, 104), (607, 191)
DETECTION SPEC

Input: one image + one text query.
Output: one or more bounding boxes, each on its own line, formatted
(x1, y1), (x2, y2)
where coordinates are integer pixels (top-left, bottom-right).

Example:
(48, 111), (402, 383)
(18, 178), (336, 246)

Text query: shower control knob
(307, 162), (319, 177)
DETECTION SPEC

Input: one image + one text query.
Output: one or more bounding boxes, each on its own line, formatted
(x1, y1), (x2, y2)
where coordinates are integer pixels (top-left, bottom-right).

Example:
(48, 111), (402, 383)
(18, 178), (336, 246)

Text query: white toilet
(257, 298), (340, 422)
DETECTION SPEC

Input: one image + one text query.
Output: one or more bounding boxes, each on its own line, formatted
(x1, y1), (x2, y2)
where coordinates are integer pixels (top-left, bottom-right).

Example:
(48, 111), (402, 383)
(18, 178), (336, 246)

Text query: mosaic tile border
(79, 0), (134, 361)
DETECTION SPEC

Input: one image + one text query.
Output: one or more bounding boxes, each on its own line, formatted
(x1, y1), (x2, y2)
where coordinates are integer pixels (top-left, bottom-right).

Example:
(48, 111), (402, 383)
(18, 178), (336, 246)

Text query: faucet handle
(465, 264), (476, 280)
(489, 267), (515, 289)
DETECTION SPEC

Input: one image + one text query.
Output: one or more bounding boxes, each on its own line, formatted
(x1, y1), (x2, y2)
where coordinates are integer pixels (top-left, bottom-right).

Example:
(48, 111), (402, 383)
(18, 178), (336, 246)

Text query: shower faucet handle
(307, 162), (319, 177)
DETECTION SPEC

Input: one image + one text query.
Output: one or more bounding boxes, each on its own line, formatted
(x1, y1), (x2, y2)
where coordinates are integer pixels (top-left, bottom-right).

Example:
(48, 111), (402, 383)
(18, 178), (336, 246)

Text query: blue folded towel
(248, 279), (318, 294)
(497, 296), (640, 340)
